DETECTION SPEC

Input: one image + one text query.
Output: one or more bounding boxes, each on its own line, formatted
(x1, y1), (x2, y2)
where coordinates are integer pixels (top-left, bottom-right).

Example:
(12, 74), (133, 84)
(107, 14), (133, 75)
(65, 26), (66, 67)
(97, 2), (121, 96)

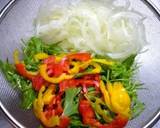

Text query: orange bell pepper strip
(99, 115), (128, 128)
(79, 100), (101, 127)
(13, 49), (37, 80)
(67, 52), (91, 61)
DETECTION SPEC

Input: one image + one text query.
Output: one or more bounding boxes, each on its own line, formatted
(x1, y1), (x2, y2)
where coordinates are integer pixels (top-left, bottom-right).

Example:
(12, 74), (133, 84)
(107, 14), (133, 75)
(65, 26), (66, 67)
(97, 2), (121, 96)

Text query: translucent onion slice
(35, 0), (147, 60)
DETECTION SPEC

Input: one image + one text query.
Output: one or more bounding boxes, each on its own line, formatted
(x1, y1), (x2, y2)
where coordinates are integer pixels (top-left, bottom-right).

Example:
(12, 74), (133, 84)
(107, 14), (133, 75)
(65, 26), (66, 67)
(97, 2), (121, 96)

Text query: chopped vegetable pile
(0, 37), (144, 128)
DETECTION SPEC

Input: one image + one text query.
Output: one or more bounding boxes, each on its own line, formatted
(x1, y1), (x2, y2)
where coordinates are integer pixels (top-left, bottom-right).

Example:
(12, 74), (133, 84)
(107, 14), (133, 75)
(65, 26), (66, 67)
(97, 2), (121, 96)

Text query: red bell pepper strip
(44, 56), (70, 77)
(47, 63), (64, 77)
(60, 58), (70, 73)
(31, 74), (44, 91)
(59, 78), (100, 93)
(42, 93), (64, 124)
(59, 79), (77, 92)
(59, 74), (100, 92)
(82, 74), (100, 81)
(47, 93), (64, 116)
(15, 63), (34, 80)
(43, 56), (56, 64)
(67, 53), (91, 61)
(43, 56), (61, 77)
(79, 100), (101, 127)
(59, 116), (70, 128)
(109, 115), (128, 128)
(55, 100), (63, 116)
(99, 115), (128, 128)
(44, 108), (56, 120)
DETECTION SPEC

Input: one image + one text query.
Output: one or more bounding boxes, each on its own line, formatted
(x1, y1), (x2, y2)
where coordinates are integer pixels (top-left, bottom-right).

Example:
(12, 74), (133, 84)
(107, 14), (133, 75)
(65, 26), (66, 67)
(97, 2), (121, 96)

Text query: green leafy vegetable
(109, 55), (145, 118)
(69, 114), (89, 128)
(131, 98), (145, 119)
(0, 60), (36, 109)
(43, 43), (64, 55)
(122, 54), (136, 70)
(74, 66), (96, 78)
(20, 88), (36, 109)
(63, 88), (81, 116)
(63, 88), (88, 127)
(23, 37), (64, 71)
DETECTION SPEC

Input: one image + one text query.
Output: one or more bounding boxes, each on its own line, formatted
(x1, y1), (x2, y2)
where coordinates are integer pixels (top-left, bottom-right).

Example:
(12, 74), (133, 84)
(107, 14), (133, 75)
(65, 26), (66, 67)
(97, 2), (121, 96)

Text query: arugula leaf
(23, 37), (64, 71)
(131, 97), (145, 119)
(23, 37), (64, 56)
(24, 57), (40, 71)
(69, 114), (89, 128)
(94, 54), (112, 60)
(0, 60), (16, 83)
(74, 67), (95, 78)
(20, 88), (36, 109)
(0, 60), (36, 109)
(131, 100), (145, 119)
(122, 54), (136, 70)
(23, 37), (44, 57)
(23, 37), (44, 71)
(63, 88), (81, 117)
(43, 43), (64, 55)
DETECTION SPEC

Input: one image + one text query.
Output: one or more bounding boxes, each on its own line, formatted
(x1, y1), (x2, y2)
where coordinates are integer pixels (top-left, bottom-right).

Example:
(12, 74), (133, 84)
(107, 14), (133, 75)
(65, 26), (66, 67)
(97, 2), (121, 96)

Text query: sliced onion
(106, 11), (146, 59)
(35, 0), (147, 60)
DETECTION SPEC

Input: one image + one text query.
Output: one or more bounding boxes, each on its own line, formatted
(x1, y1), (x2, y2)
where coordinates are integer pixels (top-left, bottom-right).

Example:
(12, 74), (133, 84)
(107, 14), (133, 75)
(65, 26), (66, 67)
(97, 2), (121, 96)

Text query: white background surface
(0, 0), (160, 128)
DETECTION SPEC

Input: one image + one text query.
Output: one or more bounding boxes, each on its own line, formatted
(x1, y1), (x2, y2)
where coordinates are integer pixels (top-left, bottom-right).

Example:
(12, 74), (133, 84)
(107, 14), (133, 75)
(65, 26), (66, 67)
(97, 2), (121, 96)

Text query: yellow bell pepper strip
(55, 53), (67, 62)
(73, 62), (101, 78)
(43, 85), (55, 105)
(99, 80), (112, 110)
(13, 49), (20, 64)
(34, 53), (49, 60)
(33, 86), (60, 127)
(27, 70), (38, 76)
(68, 60), (91, 75)
(92, 58), (114, 66)
(109, 82), (131, 118)
(80, 60), (91, 69)
(41, 115), (60, 127)
(68, 61), (81, 74)
(86, 96), (113, 123)
(107, 81), (113, 95)
(94, 97), (113, 123)
(90, 62), (102, 74)
(68, 60), (101, 75)
(33, 86), (45, 119)
(39, 64), (73, 83)
(100, 81), (131, 118)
